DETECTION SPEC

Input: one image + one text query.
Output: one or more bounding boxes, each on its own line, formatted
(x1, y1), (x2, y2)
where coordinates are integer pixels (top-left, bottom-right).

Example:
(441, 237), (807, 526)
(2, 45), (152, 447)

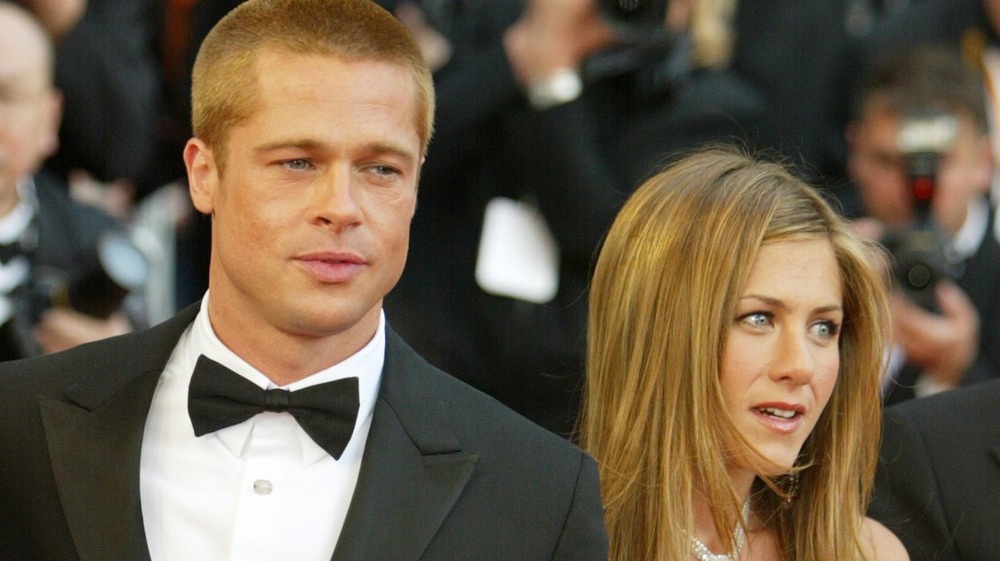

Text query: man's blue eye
(284, 159), (310, 171)
(371, 165), (398, 176)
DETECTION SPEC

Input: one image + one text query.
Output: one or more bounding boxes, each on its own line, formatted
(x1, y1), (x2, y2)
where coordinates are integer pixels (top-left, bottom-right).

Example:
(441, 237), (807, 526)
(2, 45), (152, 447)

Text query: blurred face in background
(987, 0), (1000, 37)
(665, 0), (691, 31)
(0, 5), (60, 214)
(846, 104), (992, 236)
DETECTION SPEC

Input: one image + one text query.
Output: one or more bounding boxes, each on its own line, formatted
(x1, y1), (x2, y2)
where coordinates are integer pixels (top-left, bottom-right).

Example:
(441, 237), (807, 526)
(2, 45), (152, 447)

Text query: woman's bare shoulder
(860, 517), (909, 561)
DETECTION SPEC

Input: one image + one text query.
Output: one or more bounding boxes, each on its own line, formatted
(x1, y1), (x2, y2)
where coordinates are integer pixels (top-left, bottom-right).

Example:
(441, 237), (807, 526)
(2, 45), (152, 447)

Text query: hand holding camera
(890, 281), (979, 386)
(2, 229), (148, 359)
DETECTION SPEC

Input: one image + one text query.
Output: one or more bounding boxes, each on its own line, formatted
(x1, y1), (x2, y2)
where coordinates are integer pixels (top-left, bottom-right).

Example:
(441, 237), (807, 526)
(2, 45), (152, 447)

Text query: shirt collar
(952, 196), (989, 259)
(186, 292), (385, 464)
(0, 176), (37, 244)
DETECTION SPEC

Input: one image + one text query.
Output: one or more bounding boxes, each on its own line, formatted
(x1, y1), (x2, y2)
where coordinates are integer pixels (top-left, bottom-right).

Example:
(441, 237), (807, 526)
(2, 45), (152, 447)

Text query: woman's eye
(811, 320), (840, 340)
(740, 312), (771, 329)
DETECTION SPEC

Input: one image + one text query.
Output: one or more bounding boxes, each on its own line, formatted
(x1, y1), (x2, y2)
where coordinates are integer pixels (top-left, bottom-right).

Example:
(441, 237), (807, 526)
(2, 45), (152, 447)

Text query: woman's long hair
(580, 146), (890, 560)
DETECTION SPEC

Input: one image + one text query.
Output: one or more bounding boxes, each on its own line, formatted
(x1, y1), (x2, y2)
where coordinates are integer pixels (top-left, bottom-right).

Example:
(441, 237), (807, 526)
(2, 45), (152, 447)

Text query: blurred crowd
(3, 0), (999, 428)
(2, 0), (1000, 558)
(0, 0), (995, 405)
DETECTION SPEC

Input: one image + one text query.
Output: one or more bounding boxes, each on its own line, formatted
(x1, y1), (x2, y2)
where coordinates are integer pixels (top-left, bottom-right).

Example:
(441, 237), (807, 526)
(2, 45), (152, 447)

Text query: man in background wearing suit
(0, 1), (609, 559)
(844, 45), (1000, 404)
(869, 378), (1000, 561)
(0, 1), (133, 361)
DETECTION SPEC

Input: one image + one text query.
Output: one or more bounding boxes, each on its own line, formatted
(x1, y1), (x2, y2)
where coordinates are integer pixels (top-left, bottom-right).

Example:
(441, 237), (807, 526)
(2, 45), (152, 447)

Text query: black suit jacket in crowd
(0, 304), (609, 560)
(870, 378), (1000, 561)
(0, 172), (123, 362)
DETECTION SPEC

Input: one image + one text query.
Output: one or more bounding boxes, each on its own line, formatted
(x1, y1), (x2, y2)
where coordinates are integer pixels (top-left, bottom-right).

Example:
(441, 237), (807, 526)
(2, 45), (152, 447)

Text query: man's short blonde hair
(191, 0), (435, 171)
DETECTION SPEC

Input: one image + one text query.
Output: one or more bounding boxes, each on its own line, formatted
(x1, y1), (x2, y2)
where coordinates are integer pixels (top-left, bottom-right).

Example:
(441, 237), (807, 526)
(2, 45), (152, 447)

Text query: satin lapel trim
(331, 398), (478, 561)
(331, 329), (478, 561)
(40, 368), (160, 561)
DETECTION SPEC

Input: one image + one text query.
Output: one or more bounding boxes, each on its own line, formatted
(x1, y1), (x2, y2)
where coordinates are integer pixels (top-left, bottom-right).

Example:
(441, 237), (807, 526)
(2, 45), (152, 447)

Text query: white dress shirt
(0, 177), (36, 325)
(140, 294), (383, 561)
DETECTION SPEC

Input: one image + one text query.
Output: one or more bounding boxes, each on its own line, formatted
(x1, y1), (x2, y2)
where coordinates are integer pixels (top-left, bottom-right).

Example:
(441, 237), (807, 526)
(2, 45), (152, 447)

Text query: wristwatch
(526, 68), (583, 110)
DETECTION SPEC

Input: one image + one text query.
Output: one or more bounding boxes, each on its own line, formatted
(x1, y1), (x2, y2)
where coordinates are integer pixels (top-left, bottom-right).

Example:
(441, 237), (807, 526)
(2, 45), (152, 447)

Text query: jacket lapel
(38, 310), (474, 561)
(39, 305), (200, 561)
(40, 371), (159, 561)
(332, 328), (478, 561)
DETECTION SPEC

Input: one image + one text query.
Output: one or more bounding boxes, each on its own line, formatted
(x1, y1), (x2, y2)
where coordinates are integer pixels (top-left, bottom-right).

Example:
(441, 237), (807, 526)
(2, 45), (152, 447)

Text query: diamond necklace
(689, 498), (751, 561)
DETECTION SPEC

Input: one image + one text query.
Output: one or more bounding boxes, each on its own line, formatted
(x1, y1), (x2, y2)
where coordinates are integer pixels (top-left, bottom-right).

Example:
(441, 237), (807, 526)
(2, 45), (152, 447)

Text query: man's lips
(750, 402), (806, 434)
(295, 251), (366, 283)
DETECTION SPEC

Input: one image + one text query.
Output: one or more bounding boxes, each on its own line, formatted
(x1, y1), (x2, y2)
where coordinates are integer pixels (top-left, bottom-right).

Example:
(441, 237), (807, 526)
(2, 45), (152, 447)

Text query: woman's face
(720, 238), (843, 474)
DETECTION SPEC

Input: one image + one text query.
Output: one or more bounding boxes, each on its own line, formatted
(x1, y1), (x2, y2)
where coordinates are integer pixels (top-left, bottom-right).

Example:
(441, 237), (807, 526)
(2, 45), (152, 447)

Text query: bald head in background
(0, 1), (61, 216)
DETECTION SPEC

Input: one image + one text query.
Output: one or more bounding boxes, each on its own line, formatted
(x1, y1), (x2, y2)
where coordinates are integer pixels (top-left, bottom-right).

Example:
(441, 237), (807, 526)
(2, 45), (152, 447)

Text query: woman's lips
(750, 402), (806, 434)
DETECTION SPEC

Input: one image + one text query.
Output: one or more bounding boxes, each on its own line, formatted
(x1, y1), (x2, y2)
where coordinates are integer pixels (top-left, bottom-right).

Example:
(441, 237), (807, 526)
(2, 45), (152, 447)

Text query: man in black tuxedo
(0, 1), (609, 559)
(869, 378), (1000, 561)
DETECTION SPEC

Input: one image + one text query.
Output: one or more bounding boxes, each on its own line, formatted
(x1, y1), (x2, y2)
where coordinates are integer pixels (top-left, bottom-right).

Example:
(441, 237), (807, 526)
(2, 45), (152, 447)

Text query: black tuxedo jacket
(869, 379), (1000, 561)
(0, 305), (608, 560)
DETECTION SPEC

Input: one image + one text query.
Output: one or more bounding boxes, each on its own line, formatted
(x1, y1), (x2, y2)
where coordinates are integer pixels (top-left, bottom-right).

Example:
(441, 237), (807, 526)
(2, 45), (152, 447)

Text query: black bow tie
(0, 239), (23, 264)
(187, 355), (360, 460)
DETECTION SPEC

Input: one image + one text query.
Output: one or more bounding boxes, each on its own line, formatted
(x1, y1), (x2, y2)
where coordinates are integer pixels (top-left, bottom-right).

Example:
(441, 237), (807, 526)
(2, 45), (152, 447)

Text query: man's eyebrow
(364, 141), (419, 166)
(253, 139), (418, 166)
(253, 139), (325, 154)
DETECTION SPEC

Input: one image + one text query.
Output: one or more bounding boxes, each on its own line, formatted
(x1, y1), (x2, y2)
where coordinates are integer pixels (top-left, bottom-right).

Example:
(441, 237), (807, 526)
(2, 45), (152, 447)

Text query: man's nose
(311, 167), (362, 231)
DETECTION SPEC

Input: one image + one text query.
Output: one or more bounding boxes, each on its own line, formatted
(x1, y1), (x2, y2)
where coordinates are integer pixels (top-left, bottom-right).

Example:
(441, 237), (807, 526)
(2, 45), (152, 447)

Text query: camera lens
(98, 231), (150, 291)
(597, 0), (671, 43)
(905, 264), (932, 290)
(609, 0), (643, 13)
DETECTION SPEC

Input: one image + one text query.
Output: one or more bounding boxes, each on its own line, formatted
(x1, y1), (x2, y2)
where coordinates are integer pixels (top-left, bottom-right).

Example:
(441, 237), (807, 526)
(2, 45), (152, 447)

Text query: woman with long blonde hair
(581, 147), (908, 560)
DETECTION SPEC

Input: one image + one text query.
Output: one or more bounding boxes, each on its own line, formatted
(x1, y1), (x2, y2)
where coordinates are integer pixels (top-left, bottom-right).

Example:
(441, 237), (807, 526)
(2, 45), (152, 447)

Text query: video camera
(879, 110), (961, 312)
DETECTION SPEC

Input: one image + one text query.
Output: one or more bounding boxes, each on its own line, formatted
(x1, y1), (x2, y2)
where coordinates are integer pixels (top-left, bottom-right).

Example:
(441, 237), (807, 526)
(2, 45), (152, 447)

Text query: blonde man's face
(185, 49), (422, 365)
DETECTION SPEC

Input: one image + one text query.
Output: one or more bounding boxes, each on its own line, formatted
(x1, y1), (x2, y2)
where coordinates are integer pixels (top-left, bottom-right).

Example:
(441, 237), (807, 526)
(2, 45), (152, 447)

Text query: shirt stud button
(253, 479), (272, 495)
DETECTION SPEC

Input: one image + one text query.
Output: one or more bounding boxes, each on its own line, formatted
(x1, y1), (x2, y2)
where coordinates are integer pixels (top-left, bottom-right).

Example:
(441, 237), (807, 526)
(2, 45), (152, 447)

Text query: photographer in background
(845, 45), (999, 404)
(0, 2), (135, 361)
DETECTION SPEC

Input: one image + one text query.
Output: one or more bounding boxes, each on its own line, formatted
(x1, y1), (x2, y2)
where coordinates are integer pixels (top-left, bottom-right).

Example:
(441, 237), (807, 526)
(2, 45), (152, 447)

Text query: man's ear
(973, 134), (994, 196)
(184, 138), (217, 215)
(38, 88), (62, 159)
(844, 121), (861, 153)
(412, 154), (426, 218)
